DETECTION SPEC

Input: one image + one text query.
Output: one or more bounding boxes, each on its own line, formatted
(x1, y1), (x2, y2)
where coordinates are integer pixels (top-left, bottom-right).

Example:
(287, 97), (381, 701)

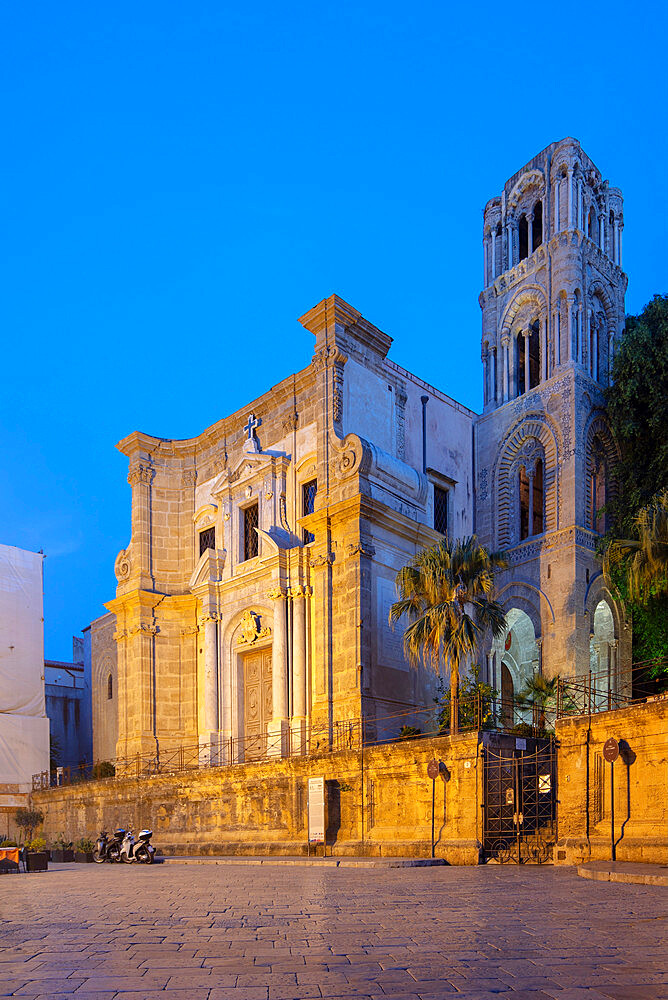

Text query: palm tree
(389, 536), (507, 733)
(604, 490), (668, 603)
(515, 673), (559, 731)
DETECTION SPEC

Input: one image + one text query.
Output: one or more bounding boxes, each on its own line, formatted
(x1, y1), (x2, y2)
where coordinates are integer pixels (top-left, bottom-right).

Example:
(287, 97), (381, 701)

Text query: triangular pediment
(189, 548), (226, 590)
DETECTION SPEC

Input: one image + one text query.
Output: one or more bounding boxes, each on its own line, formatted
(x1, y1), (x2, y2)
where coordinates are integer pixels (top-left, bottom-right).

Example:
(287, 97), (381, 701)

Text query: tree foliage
(604, 294), (668, 671)
(389, 536), (507, 732)
(14, 808), (44, 843)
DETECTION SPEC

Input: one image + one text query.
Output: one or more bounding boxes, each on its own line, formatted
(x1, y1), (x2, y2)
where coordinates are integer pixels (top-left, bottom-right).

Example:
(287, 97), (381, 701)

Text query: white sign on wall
(308, 776), (325, 844)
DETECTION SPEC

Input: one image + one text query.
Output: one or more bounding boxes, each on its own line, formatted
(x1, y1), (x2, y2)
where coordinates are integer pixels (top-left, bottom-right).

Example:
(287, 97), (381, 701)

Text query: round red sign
(427, 759), (439, 780)
(603, 737), (619, 763)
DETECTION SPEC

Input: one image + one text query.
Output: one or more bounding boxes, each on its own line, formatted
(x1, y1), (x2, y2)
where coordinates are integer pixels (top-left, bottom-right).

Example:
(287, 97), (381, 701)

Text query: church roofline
(299, 293), (393, 359)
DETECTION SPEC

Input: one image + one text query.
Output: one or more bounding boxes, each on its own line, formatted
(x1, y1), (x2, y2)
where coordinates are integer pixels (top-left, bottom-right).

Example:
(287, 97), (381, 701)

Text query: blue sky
(2, 1), (666, 659)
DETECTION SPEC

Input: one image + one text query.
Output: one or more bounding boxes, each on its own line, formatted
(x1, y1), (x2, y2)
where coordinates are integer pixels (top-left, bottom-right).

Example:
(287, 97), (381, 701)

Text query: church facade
(92, 137), (630, 764)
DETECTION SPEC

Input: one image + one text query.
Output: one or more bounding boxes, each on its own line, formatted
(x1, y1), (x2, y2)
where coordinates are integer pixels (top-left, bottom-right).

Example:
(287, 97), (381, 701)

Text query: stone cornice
(300, 294), (393, 360)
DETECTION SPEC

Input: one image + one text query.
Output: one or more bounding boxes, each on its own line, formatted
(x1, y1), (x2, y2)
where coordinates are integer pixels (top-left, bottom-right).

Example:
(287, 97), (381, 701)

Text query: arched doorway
(491, 608), (539, 728)
(590, 600), (616, 709)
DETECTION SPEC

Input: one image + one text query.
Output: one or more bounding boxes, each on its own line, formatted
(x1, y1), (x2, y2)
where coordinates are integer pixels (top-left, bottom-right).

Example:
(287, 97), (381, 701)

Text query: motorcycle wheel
(136, 846), (153, 864)
(108, 846), (120, 863)
(93, 849), (106, 864)
(121, 851), (134, 863)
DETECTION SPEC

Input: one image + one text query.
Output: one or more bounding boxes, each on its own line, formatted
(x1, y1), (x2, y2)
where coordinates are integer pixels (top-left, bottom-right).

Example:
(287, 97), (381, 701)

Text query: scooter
(93, 828), (126, 863)
(119, 828), (155, 864)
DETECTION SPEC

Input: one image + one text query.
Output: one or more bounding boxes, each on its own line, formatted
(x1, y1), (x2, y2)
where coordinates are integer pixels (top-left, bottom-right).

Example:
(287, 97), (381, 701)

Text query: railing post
(556, 677), (562, 718)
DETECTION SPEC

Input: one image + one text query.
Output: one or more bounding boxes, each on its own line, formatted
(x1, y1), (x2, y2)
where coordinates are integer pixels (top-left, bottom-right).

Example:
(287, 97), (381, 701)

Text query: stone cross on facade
(243, 413), (262, 454)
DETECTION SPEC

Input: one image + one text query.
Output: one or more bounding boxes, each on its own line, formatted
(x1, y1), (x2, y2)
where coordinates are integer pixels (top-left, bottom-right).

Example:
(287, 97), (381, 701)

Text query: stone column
(200, 614), (219, 763)
(541, 318), (548, 382)
(578, 305), (584, 364)
(613, 219), (619, 264)
(502, 336), (509, 402)
(491, 347), (497, 405)
(554, 178), (560, 233)
(599, 213), (604, 249)
(291, 587), (307, 753)
(483, 237), (489, 286)
(524, 330), (530, 394)
(507, 224), (513, 268)
(527, 212), (533, 256)
(482, 350), (489, 405)
(566, 295), (574, 362)
(619, 224), (623, 267)
(567, 167), (573, 228)
(268, 587), (289, 756)
(491, 230), (496, 278)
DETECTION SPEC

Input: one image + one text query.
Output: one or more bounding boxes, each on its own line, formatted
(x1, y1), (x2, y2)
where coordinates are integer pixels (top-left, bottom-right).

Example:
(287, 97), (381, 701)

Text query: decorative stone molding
(346, 539), (376, 560)
(266, 587), (286, 600)
(312, 345), (347, 424)
(478, 467), (489, 503)
(198, 614), (220, 625)
(128, 623), (158, 636)
(335, 433), (371, 479)
(310, 552), (334, 568)
(395, 389), (408, 460)
(181, 469), (197, 488)
(127, 462), (154, 487)
(113, 629), (128, 642)
(114, 548), (132, 582)
(180, 625), (199, 636)
(236, 609), (271, 646)
(282, 411), (299, 432)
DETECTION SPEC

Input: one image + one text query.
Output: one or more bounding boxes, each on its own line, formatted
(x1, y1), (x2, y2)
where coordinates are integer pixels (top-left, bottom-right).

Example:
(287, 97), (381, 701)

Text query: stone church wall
(33, 733), (482, 864)
(555, 697), (668, 865)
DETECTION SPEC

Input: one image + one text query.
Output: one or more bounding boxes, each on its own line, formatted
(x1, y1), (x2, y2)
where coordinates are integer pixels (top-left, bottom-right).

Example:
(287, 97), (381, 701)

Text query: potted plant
(51, 833), (74, 863)
(74, 837), (96, 863)
(24, 838), (48, 873)
(14, 807), (44, 845)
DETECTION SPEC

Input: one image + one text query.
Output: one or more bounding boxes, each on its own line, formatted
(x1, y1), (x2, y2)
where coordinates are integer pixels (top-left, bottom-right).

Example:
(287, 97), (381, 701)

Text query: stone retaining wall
(33, 733), (483, 864)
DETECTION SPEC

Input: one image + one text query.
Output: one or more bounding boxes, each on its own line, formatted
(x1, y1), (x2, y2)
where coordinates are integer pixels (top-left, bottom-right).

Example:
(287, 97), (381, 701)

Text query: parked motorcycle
(93, 828), (126, 863)
(119, 828), (155, 864)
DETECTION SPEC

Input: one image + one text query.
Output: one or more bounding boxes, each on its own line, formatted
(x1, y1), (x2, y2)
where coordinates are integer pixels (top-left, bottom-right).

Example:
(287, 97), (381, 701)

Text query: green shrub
(26, 837), (46, 852)
(92, 760), (116, 779)
(14, 808), (44, 843)
(52, 833), (73, 850)
(0, 838), (18, 847)
(75, 837), (95, 852)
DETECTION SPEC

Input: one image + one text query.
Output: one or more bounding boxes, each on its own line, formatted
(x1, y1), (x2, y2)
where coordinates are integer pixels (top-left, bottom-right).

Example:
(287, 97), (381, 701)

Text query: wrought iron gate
(482, 740), (557, 864)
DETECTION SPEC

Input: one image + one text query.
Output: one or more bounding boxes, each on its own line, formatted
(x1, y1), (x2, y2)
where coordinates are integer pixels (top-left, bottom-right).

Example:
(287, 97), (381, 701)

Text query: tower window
(518, 214), (528, 261)
(533, 459), (544, 535)
(107, 673), (113, 700)
(532, 200), (543, 249)
(519, 466), (530, 540)
(434, 486), (449, 535)
(529, 320), (540, 390)
(199, 526), (215, 557)
(302, 479), (317, 544)
(243, 503), (259, 561)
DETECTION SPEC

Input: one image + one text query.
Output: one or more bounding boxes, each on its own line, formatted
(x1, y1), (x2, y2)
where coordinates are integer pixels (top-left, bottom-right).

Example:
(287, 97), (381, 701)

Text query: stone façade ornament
(236, 609), (271, 646)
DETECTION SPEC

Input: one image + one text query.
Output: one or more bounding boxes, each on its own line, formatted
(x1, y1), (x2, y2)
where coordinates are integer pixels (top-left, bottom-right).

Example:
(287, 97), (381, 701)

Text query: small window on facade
(434, 486), (449, 535)
(107, 673), (113, 700)
(199, 526), (215, 557)
(302, 479), (317, 544)
(243, 503), (259, 561)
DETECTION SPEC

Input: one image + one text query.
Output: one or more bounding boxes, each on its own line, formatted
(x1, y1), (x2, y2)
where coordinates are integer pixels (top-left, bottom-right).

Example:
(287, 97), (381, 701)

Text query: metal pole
(420, 396), (429, 473)
(610, 760), (616, 861)
(431, 778), (436, 858)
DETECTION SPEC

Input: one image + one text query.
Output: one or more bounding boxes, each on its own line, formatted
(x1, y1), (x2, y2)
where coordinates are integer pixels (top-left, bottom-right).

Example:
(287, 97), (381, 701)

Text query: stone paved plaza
(1, 863), (667, 1000)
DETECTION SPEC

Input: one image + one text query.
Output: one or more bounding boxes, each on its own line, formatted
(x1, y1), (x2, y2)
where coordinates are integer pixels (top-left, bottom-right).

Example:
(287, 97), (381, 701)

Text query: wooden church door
(243, 648), (272, 759)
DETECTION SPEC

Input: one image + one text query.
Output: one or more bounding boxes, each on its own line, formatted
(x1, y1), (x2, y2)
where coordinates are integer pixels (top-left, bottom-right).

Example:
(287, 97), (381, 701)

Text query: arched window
(532, 200), (542, 249)
(519, 459), (543, 540)
(591, 440), (607, 533)
(519, 465), (530, 540)
(516, 333), (525, 397)
(107, 673), (113, 700)
(518, 214), (528, 260)
(588, 207), (596, 241)
(532, 459), (544, 535)
(528, 320), (540, 389)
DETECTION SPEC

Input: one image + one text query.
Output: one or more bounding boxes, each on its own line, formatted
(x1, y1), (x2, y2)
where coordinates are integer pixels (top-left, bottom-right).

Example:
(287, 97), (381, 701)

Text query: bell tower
(474, 138), (631, 697)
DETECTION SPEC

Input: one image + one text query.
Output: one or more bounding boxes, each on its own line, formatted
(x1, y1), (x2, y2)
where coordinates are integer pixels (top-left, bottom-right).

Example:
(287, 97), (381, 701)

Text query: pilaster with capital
(127, 461), (155, 591)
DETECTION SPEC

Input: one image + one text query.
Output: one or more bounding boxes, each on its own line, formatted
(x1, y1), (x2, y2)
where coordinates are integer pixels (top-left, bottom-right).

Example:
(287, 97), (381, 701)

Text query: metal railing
(33, 659), (667, 791)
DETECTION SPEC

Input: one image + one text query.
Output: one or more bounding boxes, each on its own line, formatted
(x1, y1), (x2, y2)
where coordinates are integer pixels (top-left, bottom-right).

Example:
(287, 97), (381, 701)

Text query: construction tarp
(0, 713), (50, 790)
(0, 544), (45, 717)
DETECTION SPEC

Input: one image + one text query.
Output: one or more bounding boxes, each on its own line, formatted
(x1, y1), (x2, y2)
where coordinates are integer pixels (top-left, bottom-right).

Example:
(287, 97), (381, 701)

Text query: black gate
(482, 739), (557, 863)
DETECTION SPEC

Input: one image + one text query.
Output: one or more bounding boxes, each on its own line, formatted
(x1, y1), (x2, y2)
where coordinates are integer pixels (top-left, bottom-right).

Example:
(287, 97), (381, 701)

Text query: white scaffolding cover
(0, 544), (46, 717)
